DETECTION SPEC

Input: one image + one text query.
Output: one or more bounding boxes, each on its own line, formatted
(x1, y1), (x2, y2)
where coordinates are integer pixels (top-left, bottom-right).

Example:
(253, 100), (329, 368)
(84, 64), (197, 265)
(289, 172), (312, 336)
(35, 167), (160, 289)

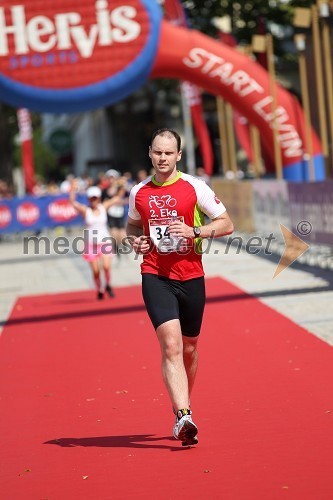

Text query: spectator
(0, 180), (14, 199)
(32, 177), (48, 197)
(195, 167), (211, 186)
(102, 170), (128, 255)
(46, 180), (60, 195)
(136, 169), (148, 184)
(97, 171), (110, 191)
(123, 171), (135, 191)
(60, 174), (75, 193)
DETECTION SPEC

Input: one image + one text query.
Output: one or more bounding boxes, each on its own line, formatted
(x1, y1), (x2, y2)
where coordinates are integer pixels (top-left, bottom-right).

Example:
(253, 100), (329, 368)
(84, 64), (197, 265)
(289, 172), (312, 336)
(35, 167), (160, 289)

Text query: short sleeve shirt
(128, 171), (226, 280)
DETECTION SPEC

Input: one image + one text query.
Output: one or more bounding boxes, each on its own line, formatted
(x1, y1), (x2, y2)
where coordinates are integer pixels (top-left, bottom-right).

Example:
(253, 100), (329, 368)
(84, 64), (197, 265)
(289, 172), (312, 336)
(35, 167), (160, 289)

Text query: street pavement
(1, 227), (332, 345)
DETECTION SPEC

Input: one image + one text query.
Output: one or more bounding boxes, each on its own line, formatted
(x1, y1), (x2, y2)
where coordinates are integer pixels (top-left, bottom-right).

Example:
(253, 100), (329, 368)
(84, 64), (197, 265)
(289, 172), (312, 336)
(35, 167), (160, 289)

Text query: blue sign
(0, 195), (87, 234)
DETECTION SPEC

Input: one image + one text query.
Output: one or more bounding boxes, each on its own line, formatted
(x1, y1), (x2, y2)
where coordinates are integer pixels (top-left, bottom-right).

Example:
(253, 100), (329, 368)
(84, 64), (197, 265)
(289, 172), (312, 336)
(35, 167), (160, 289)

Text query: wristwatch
(193, 226), (201, 238)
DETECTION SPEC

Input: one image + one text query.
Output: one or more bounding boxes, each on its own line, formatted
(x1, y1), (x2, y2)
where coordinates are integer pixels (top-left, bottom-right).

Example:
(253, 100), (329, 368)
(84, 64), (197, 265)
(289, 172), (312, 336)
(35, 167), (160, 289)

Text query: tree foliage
(182, 0), (315, 49)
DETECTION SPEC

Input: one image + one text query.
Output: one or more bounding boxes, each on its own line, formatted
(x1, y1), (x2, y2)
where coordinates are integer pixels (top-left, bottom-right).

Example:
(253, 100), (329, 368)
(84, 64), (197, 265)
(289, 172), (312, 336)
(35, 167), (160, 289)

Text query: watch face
(194, 227), (201, 237)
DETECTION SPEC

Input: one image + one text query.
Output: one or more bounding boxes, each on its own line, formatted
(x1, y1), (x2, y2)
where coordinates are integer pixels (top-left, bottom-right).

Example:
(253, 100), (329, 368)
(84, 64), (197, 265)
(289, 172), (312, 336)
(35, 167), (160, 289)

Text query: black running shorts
(142, 273), (206, 337)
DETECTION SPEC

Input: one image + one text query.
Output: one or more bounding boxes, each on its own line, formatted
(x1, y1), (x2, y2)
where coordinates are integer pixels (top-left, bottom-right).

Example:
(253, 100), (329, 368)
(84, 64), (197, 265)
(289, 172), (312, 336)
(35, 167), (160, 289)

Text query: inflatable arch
(151, 21), (325, 181)
(0, 1), (324, 181)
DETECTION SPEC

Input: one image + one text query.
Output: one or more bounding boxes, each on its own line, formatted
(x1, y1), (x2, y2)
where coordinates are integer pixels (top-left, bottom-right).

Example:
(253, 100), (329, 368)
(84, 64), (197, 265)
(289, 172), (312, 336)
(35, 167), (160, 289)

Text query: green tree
(181, 0), (225, 36)
(182, 0), (315, 56)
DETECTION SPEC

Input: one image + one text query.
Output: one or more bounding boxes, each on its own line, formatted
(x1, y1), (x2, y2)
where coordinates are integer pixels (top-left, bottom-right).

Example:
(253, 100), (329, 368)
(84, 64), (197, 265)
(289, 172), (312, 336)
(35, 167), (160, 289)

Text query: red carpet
(1, 277), (333, 499)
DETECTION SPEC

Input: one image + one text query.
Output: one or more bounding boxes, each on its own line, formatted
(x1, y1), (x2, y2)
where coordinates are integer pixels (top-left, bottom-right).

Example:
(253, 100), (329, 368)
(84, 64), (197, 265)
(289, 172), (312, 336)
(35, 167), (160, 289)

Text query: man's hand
(131, 235), (151, 254)
(167, 220), (194, 239)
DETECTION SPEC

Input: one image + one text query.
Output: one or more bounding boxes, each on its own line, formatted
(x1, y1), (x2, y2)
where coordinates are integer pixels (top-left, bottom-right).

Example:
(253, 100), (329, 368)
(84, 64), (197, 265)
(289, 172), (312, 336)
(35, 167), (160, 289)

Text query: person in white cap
(70, 181), (121, 300)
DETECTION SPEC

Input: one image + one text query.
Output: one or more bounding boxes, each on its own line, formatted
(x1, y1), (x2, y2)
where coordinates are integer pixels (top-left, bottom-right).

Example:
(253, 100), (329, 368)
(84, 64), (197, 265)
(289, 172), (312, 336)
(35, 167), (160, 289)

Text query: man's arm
(197, 211), (234, 238)
(168, 211), (234, 239)
(103, 195), (121, 211)
(126, 216), (144, 238)
(69, 181), (87, 216)
(126, 216), (151, 254)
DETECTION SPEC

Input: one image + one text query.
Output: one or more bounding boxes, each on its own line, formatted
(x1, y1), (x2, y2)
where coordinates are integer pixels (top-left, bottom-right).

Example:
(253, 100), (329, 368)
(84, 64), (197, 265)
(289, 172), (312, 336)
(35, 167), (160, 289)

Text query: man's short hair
(151, 128), (182, 152)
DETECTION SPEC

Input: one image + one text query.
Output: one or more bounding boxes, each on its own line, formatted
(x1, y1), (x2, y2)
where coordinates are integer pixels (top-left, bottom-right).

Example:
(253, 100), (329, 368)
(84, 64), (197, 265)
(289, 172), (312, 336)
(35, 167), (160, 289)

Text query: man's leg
(155, 319), (189, 411)
(182, 335), (199, 401)
(142, 274), (198, 444)
(178, 277), (205, 402)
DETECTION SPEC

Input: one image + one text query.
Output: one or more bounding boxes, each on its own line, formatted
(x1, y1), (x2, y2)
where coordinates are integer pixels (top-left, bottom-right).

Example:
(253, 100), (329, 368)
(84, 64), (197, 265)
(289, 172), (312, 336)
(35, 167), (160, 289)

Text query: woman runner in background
(70, 182), (120, 300)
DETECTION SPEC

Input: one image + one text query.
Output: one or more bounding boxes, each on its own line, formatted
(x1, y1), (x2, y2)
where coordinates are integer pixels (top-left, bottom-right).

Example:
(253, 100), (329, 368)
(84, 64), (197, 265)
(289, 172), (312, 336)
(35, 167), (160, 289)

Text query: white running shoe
(173, 414), (198, 446)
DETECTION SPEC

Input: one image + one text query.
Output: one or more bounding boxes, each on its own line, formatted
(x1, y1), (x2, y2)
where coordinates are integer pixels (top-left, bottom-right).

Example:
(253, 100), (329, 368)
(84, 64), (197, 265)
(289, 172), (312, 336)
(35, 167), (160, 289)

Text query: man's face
(149, 134), (182, 176)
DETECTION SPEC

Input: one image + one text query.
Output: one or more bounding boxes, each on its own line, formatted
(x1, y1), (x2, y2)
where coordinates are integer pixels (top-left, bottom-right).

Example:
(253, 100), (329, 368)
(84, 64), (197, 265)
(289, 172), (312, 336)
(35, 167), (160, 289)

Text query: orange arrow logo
(273, 224), (310, 278)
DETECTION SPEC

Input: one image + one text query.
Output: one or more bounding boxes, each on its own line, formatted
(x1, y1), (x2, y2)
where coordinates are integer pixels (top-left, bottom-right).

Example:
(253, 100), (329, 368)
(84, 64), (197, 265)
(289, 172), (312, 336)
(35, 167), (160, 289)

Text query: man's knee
(183, 338), (198, 357)
(163, 340), (183, 360)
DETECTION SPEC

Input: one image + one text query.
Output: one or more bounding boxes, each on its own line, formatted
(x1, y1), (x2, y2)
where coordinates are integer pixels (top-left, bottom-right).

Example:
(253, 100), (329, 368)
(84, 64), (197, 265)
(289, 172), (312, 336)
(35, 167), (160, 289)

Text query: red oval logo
(48, 199), (78, 223)
(0, 204), (12, 228)
(0, 0), (149, 88)
(16, 201), (40, 226)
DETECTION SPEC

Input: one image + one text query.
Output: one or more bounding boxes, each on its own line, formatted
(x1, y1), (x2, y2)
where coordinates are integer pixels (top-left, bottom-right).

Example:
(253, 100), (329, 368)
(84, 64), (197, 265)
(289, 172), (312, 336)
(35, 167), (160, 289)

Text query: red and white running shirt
(128, 171), (226, 280)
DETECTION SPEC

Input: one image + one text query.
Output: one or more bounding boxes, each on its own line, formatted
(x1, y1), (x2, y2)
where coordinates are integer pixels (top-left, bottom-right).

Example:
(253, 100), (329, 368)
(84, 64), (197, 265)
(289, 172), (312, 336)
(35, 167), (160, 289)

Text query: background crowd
(0, 166), (211, 200)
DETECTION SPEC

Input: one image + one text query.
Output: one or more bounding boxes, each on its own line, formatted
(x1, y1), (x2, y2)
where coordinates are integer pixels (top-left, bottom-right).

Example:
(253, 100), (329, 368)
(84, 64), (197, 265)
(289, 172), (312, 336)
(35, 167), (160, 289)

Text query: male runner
(126, 128), (233, 446)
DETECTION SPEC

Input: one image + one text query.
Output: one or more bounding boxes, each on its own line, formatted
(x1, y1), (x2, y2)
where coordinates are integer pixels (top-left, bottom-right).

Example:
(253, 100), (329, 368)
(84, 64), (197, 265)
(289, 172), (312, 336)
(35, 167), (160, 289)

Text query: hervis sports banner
(0, 0), (325, 181)
(0, 0), (162, 112)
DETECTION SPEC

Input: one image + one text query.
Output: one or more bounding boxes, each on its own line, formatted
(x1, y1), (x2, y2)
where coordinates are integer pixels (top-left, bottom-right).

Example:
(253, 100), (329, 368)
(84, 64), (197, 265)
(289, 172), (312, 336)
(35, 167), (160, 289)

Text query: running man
(126, 128), (234, 446)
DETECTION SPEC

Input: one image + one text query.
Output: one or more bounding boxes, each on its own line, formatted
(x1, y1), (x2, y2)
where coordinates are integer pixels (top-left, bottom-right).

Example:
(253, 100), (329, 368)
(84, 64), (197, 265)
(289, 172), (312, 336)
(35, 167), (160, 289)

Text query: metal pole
(216, 96), (229, 176)
(240, 43), (262, 178)
(180, 83), (196, 176)
(225, 102), (237, 175)
(295, 34), (315, 180)
(266, 33), (283, 180)
(249, 125), (262, 178)
(312, 4), (329, 157)
(319, 0), (333, 170)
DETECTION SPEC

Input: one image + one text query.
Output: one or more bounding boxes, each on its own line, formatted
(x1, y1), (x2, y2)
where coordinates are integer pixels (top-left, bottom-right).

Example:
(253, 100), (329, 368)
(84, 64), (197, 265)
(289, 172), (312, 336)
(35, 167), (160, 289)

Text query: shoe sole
(178, 420), (198, 445)
(181, 436), (198, 446)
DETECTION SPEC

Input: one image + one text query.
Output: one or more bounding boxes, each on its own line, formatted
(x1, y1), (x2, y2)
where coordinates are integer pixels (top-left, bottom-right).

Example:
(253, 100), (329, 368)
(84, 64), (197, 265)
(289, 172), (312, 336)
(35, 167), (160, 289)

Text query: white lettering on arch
(183, 48), (303, 157)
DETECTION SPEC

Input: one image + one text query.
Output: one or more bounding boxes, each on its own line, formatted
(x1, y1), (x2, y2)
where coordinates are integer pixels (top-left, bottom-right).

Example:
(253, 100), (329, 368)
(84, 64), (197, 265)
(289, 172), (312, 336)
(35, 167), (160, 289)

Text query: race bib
(148, 217), (189, 253)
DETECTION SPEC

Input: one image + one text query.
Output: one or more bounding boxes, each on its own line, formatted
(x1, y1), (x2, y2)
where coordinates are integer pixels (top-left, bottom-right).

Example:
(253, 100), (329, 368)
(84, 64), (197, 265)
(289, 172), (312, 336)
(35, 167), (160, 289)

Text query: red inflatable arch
(151, 21), (325, 181)
(0, 0), (324, 181)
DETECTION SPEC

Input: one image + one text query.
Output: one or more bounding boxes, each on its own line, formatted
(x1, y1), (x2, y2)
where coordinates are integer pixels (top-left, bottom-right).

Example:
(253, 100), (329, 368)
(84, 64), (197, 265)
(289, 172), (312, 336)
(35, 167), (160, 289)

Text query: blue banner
(0, 194), (87, 234)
